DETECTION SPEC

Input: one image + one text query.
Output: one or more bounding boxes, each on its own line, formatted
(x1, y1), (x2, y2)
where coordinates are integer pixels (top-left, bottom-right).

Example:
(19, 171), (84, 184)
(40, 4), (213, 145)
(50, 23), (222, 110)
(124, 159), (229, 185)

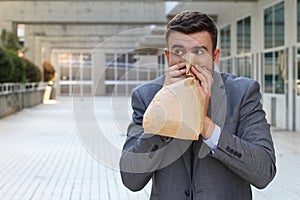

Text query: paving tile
(0, 97), (299, 200)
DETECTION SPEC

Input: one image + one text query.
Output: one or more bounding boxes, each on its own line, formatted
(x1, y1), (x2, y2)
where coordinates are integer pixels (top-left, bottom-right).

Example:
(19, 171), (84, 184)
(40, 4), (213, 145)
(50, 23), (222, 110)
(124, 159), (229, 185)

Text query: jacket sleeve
(119, 88), (172, 191)
(212, 80), (276, 189)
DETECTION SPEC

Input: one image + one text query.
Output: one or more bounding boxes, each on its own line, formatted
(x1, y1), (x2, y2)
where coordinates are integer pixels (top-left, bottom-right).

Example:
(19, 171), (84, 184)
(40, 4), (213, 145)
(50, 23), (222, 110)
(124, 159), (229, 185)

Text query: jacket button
(237, 153), (242, 158)
(184, 190), (190, 197)
(151, 144), (159, 151)
(234, 151), (238, 156)
(226, 146), (230, 152)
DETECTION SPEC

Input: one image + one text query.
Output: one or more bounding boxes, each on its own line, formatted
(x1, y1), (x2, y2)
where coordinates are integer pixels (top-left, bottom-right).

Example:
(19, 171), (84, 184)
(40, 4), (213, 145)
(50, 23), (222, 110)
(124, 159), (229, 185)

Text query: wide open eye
(174, 49), (184, 56)
(193, 49), (204, 55)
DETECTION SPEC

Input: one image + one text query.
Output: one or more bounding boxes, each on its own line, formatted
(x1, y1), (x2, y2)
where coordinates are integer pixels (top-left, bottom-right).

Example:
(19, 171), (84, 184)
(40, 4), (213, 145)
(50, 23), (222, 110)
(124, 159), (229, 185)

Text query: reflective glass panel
(274, 2), (284, 47)
(264, 7), (273, 49)
(264, 52), (273, 93)
(274, 50), (285, 94)
(298, 0), (300, 42)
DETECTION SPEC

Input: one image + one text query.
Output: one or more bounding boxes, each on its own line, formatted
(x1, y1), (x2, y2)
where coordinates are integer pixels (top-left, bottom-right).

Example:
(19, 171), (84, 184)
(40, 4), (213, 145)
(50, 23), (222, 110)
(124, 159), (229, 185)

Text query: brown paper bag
(142, 54), (204, 140)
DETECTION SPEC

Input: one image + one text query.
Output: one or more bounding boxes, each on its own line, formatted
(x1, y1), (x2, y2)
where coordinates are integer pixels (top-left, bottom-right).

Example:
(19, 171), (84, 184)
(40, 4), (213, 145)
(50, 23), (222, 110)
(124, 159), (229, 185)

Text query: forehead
(167, 31), (213, 50)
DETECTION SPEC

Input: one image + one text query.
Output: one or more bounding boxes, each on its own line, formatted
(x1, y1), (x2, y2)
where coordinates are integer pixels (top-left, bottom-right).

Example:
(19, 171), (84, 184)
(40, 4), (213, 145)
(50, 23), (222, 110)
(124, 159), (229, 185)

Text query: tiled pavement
(0, 97), (299, 200)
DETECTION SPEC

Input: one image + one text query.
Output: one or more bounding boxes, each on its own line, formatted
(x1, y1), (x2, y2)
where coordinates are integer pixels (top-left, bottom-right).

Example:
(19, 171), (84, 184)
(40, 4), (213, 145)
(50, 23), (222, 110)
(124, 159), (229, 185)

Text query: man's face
(165, 31), (220, 73)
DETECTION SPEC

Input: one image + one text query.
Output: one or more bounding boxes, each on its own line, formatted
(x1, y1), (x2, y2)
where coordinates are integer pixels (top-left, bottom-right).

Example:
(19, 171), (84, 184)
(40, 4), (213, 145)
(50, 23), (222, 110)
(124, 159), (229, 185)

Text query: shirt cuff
(202, 125), (221, 154)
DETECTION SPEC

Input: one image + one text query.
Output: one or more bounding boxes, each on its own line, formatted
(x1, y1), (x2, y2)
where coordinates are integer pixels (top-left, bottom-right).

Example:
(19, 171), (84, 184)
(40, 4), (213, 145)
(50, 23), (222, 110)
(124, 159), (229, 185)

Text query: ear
(213, 48), (220, 66)
(164, 48), (170, 65)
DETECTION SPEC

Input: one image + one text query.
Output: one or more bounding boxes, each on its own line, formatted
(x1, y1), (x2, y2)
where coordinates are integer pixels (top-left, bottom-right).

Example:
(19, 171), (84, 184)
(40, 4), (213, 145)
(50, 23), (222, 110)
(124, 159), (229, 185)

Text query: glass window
(105, 54), (115, 66)
(82, 68), (92, 81)
(83, 85), (92, 95)
(264, 2), (285, 49)
(60, 85), (69, 95)
(297, 49), (300, 95)
(60, 67), (69, 80)
(17, 24), (25, 47)
(117, 54), (126, 68)
(236, 55), (251, 78)
(158, 54), (166, 76)
(105, 54), (115, 80)
(237, 20), (243, 54)
(244, 17), (251, 52)
(274, 51), (285, 93)
(128, 69), (137, 81)
(264, 50), (285, 94)
(139, 67), (148, 81)
(106, 85), (114, 94)
(218, 58), (233, 74)
(117, 68), (126, 80)
(72, 67), (80, 81)
(72, 53), (81, 67)
(237, 16), (251, 54)
(274, 2), (284, 47)
(264, 7), (273, 49)
(220, 25), (231, 57)
(264, 52), (273, 93)
(105, 69), (114, 80)
(297, 0), (300, 42)
(104, 52), (164, 95)
(58, 52), (93, 96)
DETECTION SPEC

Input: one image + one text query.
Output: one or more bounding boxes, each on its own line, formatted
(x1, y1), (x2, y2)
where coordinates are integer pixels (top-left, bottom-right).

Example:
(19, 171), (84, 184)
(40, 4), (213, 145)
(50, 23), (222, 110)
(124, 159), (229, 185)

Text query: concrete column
(92, 50), (106, 96)
(285, 0), (297, 130)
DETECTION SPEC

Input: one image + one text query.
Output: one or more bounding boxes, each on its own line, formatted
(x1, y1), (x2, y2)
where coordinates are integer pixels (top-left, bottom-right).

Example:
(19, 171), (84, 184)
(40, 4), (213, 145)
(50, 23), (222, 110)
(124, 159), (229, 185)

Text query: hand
(190, 64), (215, 139)
(163, 62), (186, 86)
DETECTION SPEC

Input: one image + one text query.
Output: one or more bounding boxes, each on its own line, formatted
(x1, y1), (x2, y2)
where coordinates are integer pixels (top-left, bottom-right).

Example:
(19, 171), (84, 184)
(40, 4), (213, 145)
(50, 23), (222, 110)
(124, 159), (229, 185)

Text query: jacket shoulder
(132, 76), (164, 100)
(221, 72), (258, 92)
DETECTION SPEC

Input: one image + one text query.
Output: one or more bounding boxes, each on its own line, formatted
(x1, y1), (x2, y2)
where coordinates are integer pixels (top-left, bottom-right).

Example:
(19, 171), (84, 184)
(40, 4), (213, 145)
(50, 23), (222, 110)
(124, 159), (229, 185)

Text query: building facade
(0, 0), (299, 131)
(168, 0), (300, 131)
(0, 0), (167, 96)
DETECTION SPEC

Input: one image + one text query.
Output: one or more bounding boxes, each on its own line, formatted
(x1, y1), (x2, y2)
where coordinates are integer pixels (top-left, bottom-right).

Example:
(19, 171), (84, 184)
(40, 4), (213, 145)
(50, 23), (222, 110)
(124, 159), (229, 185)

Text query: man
(120, 11), (276, 200)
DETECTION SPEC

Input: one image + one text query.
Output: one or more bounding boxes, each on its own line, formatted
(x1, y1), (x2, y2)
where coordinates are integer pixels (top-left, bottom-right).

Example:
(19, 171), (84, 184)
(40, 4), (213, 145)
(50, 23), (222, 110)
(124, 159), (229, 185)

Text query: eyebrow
(171, 45), (209, 52)
(192, 45), (208, 52)
(171, 44), (184, 50)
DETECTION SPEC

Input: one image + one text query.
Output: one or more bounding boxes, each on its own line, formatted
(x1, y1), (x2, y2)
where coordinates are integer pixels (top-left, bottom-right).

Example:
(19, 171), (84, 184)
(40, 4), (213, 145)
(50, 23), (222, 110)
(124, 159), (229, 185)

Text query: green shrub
(0, 29), (41, 83)
(23, 58), (42, 82)
(1, 29), (20, 51)
(0, 47), (13, 83)
(6, 49), (26, 82)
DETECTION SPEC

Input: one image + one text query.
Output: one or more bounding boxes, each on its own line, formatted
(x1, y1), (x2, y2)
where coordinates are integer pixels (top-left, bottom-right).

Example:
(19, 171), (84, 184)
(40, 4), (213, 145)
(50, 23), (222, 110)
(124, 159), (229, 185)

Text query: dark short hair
(165, 11), (218, 52)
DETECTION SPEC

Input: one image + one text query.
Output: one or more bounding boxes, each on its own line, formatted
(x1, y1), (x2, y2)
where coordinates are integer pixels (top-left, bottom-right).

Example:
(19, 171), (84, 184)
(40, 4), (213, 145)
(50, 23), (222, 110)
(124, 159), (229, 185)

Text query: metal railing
(0, 82), (47, 95)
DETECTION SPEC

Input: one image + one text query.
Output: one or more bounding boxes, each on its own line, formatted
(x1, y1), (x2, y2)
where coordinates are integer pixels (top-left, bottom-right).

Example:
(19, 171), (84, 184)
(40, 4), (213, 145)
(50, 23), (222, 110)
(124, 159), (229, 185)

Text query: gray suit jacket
(120, 72), (276, 200)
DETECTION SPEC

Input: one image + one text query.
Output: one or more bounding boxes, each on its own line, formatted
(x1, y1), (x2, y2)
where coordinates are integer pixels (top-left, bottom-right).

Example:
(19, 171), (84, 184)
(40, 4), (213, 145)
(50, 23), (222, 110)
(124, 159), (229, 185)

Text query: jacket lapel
(156, 73), (227, 179)
(195, 71), (227, 163)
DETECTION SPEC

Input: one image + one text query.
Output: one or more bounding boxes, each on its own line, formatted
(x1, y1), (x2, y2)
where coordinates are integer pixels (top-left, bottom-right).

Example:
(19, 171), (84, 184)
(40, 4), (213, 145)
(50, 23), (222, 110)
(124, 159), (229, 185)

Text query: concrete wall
(297, 97), (300, 131)
(0, 1), (166, 97)
(0, 1), (166, 63)
(0, 90), (45, 118)
(208, 0), (296, 130)
(0, 1), (165, 25)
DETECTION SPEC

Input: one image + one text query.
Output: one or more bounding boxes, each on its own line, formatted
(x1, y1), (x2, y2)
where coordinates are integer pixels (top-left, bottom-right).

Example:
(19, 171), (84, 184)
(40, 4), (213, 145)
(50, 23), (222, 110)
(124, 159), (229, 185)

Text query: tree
(43, 60), (56, 82)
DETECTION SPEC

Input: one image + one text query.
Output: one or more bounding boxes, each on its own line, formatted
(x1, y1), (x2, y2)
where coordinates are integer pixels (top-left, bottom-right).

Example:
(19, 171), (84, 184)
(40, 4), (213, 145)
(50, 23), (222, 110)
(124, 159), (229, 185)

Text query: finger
(190, 67), (210, 94)
(167, 68), (186, 78)
(194, 65), (213, 89)
(190, 66), (205, 83)
(167, 62), (186, 71)
(200, 67), (213, 83)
